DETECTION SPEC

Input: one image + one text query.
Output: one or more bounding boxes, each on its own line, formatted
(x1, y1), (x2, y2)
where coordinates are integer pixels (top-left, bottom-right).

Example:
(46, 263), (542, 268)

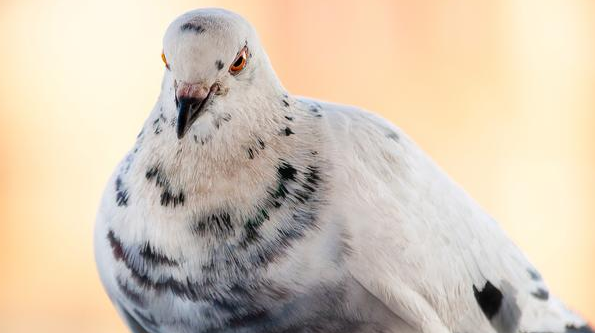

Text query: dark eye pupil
(233, 56), (244, 67)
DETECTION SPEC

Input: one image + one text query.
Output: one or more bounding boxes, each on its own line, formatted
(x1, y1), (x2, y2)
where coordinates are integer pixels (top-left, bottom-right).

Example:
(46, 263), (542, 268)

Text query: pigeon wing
(317, 101), (591, 333)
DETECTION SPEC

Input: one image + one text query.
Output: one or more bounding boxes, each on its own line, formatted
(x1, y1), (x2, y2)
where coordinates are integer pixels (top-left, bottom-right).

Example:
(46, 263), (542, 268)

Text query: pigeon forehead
(163, 8), (257, 82)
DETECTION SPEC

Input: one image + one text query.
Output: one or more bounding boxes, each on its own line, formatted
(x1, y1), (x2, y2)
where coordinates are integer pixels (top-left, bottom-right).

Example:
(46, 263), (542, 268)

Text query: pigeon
(94, 8), (593, 333)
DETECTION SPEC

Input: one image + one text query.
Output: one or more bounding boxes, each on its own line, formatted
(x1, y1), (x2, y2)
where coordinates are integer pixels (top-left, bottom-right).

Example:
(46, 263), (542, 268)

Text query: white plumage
(95, 8), (592, 333)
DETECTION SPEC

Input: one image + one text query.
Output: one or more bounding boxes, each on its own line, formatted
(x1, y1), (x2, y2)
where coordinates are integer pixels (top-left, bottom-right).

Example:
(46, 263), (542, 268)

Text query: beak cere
(175, 82), (213, 139)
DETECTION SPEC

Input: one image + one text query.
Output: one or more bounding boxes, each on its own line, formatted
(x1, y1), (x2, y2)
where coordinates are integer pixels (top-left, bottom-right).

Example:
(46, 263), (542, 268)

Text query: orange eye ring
(161, 51), (170, 70)
(229, 47), (248, 74)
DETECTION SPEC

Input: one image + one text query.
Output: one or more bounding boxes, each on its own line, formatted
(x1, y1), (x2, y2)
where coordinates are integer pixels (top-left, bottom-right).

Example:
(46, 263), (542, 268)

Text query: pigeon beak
(175, 81), (213, 139)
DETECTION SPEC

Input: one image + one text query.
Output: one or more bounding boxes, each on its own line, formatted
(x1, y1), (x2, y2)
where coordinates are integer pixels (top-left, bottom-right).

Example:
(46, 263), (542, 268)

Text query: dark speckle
(285, 116), (294, 121)
(473, 281), (503, 320)
(308, 103), (323, 117)
(146, 166), (185, 207)
(152, 114), (166, 135)
(161, 190), (184, 207)
(278, 161), (297, 181)
(247, 148), (255, 159)
(181, 22), (205, 33)
(283, 99), (289, 107)
(283, 127), (294, 136)
(531, 288), (549, 301)
(305, 165), (321, 185)
(115, 176), (129, 207)
(216, 60), (224, 71)
(191, 212), (235, 239)
(257, 138), (265, 149)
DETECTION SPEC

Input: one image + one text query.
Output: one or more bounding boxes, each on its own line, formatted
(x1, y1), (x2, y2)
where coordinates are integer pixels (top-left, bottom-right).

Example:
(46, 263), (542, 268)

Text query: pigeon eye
(229, 47), (248, 75)
(161, 51), (170, 70)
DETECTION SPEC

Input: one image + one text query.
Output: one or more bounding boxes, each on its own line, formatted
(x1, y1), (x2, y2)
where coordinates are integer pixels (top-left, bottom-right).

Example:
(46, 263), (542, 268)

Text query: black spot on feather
(285, 116), (294, 121)
(216, 60), (224, 71)
(308, 102), (323, 117)
(278, 161), (297, 181)
(283, 99), (289, 107)
(160, 190), (184, 207)
(283, 127), (294, 136)
(152, 114), (166, 135)
(257, 138), (265, 149)
(145, 166), (185, 207)
(180, 22), (204, 33)
(473, 281), (503, 320)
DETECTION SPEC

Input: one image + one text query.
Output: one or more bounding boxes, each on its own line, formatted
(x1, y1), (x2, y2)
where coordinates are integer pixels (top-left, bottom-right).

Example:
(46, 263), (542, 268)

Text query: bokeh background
(0, 0), (593, 332)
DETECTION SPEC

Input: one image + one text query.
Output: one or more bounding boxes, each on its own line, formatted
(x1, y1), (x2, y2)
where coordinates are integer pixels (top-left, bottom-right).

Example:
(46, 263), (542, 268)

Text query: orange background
(0, 1), (593, 332)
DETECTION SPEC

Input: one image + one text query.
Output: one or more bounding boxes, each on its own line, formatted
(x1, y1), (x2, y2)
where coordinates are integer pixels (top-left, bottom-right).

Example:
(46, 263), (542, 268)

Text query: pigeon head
(161, 8), (280, 139)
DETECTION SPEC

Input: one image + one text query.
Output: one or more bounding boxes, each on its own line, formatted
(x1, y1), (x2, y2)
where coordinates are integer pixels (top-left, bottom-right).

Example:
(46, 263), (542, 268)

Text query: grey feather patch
(116, 277), (146, 307)
(386, 132), (399, 142)
(528, 268), (542, 281)
(566, 325), (595, 333)
(119, 305), (153, 333)
(531, 288), (549, 301)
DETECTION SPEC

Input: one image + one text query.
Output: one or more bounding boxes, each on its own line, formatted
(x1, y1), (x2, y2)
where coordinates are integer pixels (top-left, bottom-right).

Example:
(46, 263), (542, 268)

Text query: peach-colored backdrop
(0, 1), (593, 332)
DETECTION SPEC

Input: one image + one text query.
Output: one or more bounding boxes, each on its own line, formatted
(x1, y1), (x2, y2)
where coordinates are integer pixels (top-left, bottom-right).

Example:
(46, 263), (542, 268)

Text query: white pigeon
(94, 8), (593, 333)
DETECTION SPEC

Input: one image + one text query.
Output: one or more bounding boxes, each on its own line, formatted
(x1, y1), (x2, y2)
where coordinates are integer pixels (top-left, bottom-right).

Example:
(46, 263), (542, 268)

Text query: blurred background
(0, 0), (593, 332)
